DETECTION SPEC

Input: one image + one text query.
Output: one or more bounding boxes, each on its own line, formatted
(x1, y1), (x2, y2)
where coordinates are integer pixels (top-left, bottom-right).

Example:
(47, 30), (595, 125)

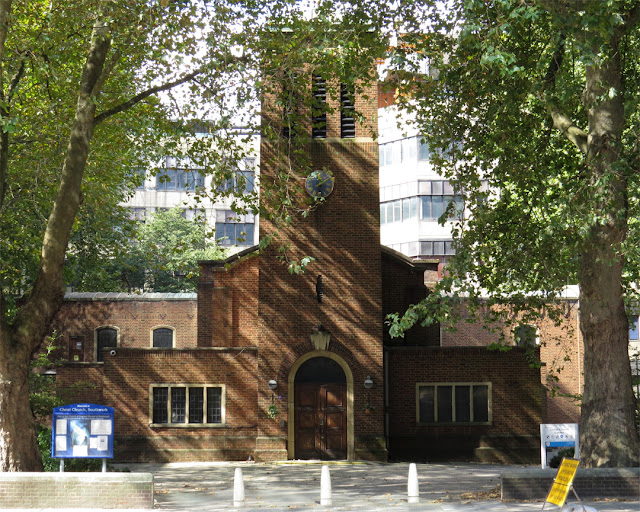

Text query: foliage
(67, 207), (226, 293)
(28, 333), (65, 425)
(267, 404), (279, 419)
(386, 0), (640, 466)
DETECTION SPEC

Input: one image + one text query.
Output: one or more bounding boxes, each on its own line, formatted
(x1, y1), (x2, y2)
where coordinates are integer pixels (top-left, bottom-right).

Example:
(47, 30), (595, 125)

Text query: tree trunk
(0, 16), (111, 472)
(578, 38), (640, 467)
(0, 337), (42, 471)
(579, 250), (640, 467)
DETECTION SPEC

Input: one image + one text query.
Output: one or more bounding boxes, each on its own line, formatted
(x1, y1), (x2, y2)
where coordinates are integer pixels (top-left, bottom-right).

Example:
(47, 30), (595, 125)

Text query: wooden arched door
(294, 357), (347, 460)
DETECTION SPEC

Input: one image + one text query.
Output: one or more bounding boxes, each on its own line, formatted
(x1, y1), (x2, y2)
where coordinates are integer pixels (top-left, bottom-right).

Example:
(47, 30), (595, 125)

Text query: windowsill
(417, 422), (492, 426)
(149, 423), (226, 428)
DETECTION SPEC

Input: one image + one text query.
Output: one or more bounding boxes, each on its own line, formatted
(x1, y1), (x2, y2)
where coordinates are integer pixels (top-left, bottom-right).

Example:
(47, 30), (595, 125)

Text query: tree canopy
(0, 0), (392, 471)
(66, 207), (226, 293)
(388, 0), (640, 467)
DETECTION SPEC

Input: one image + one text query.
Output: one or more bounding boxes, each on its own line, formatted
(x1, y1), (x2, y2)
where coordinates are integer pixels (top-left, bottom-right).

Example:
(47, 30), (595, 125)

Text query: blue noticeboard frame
(51, 404), (114, 459)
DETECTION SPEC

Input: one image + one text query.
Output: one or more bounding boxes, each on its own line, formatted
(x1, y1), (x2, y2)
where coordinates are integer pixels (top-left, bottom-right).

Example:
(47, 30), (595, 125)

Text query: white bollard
(407, 463), (419, 504)
(320, 465), (332, 506)
(233, 467), (245, 508)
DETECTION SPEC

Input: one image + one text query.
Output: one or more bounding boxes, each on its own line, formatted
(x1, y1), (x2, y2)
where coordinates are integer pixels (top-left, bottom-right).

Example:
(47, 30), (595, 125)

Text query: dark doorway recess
(294, 357), (347, 460)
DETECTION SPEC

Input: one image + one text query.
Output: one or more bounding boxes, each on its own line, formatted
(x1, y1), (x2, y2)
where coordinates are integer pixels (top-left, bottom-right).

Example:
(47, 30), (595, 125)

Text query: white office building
(123, 130), (260, 255)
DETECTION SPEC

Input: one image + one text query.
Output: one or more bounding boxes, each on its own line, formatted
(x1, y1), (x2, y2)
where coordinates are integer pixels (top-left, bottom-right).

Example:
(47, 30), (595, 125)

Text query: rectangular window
(207, 387), (223, 423)
(216, 171), (255, 195)
(151, 385), (225, 426)
(189, 388), (204, 424)
(432, 196), (444, 219)
(418, 137), (430, 160)
(629, 315), (639, 341)
(402, 137), (417, 162)
(171, 388), (186, 423)
(393, 200), (402, 222)
(157, 169), (203, 191)
(417, 383), (491, 424)
(215, 210), (255, 246)
(152, 387), (168, 424)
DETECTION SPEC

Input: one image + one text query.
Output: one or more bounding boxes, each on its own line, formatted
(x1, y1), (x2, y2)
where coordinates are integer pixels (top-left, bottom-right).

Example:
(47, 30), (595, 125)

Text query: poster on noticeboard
(51, 404), (114, 459)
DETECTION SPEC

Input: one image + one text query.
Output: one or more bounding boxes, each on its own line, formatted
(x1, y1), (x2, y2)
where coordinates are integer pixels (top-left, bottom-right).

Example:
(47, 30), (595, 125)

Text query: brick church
(49, 71), (572, 464)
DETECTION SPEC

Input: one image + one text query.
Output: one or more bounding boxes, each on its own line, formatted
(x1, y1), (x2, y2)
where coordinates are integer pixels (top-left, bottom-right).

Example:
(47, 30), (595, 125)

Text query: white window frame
(150, 326), (176, 348)
(416, 382), (492, 425)
(149, 384), (226, 427)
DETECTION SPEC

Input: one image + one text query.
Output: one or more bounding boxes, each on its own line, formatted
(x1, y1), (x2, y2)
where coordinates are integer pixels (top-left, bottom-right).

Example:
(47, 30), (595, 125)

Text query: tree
(0, 0), (391, 471)
(67, 207), (226, 293)
(0, 0), (255, 471)
(389, 0), (640, 467)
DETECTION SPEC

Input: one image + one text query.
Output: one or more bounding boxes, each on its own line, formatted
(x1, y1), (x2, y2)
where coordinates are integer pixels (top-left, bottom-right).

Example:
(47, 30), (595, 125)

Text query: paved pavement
(3, 461), (639, 511)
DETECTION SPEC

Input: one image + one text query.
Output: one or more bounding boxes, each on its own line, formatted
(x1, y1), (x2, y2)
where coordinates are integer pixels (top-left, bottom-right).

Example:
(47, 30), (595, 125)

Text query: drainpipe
(384, 349), (390, 454)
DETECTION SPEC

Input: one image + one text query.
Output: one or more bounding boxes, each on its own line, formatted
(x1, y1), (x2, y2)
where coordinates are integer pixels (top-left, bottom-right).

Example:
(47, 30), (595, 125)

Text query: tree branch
(548, 109), (588, 154)
(538, 33), (588, 154)
(93, 68), (203, 125)
(7, 58), (24, 102)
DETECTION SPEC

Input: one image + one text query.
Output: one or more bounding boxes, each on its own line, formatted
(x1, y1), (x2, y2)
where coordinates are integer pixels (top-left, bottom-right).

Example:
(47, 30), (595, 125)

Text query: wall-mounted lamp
(364, 376), (374, 389)
(268, 379), (278, 391)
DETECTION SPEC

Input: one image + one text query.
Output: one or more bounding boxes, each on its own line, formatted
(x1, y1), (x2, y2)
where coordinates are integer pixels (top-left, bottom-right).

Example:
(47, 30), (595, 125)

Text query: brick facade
(386, 347), (544, 463)
(47, 67), (559, 464)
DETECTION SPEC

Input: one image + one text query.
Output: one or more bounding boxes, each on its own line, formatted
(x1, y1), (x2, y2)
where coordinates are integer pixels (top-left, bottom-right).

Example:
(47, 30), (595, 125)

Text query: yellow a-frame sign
(545, 458), (580, 507)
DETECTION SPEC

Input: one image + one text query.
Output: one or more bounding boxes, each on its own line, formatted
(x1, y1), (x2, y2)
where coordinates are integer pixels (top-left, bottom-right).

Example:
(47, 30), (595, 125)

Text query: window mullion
(185, 387), (190, 424)
(433, 385), (438, 423)
(166, 386), (172, 425)
(451, 385), (456, 422)
(203, 386), (208, 425)
(470, 385), (475, 422)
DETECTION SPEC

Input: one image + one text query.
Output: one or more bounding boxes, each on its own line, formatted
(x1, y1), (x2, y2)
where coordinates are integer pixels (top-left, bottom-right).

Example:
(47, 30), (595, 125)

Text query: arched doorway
(289, 353), (353, 460)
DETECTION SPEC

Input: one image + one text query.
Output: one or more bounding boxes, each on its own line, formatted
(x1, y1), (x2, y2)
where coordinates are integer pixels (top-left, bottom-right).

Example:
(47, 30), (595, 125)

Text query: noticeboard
(540, 423), (579, 468)
(51, 404), (114, 459)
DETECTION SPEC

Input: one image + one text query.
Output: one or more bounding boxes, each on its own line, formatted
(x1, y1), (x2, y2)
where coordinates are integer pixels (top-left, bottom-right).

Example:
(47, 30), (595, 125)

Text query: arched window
(152, 327), (174, 348)
(514, 324), (539, 347)
(96, 327), (118, 362)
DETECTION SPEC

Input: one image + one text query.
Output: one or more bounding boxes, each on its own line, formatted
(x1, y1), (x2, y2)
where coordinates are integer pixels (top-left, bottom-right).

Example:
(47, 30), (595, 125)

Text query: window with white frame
(156, 158), (204, 191)
(417, 383), (491, 424)
(380, 181), (463, 225)
(152, 327), (174, 348)
(629, 315), (639, 341)
(215, 210), (255, 246)
(151, 385), (224, 426)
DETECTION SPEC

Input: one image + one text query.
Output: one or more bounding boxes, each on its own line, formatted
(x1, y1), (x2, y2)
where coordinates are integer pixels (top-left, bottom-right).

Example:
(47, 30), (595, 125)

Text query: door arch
(287, 351), (354, 460)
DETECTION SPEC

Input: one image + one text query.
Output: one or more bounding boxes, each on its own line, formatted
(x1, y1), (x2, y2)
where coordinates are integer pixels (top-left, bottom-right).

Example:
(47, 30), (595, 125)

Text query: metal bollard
(407, 463), (419, 504)
(233, 467), (245, 508)
(320, 465), (332, 506)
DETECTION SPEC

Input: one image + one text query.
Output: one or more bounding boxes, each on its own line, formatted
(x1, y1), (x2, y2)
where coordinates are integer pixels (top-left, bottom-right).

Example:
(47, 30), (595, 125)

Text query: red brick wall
(255, 71), (386, 458)
(100, 348), (258, 462)
(56, 364), (104, 405)
(386, 347), (544, 463)
(51, 297), (198, 361)
(441, 301), (582, 424)
(381, 248), (440, 346)
(198, 255), (260, 348)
